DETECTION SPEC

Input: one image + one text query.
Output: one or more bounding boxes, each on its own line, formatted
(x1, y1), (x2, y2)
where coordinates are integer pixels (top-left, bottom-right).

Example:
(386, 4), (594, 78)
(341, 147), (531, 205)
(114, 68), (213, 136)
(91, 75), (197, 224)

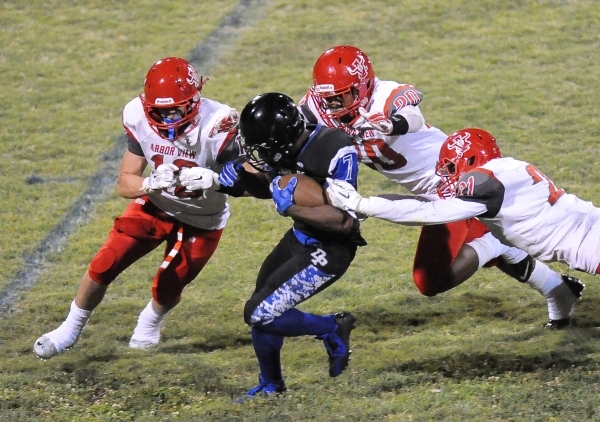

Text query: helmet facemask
(143, 96), (201, 141)
(244, 142), (275, 172)
(311, 85), (362, 127)
(435, 156), (470, 198)
(435, 128), (502, 198)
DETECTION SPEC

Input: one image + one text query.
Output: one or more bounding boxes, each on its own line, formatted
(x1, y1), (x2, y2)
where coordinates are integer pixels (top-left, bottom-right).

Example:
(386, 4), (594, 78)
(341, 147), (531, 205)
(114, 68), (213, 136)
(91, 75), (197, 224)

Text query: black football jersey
(275, 124), (366, 246)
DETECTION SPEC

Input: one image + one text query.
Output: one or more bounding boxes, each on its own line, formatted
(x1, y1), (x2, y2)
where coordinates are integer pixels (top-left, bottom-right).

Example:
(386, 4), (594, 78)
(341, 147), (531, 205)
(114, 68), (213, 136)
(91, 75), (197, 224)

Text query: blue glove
(218, 161), (244, 187)
(271, 176), (297, 215)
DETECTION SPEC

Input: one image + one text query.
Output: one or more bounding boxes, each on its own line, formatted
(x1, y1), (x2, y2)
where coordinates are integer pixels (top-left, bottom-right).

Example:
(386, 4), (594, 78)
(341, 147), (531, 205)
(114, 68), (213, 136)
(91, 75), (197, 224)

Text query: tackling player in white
(299, 45), (582, 327)
(327, 127), (593, 317)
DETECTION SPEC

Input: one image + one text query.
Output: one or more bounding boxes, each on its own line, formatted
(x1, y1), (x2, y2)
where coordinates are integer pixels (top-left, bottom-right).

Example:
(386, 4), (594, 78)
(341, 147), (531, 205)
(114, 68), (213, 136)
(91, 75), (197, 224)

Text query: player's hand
(209, 109), (240, 137)
(218, 161), (245, 187)
(358, 107), (393, 135)
(142, 163), (179, 193)
(270, 175), (297, 215)
(179, 167), (218, 191)
(325, 178), (369, 214)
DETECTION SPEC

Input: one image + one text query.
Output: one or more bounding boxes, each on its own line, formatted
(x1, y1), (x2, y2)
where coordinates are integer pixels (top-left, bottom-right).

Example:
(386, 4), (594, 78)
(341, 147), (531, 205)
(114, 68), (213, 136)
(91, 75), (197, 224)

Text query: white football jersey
(366, 157), (600, 274)
(300, 78), (448, 195)
(122, 97), (235, 230)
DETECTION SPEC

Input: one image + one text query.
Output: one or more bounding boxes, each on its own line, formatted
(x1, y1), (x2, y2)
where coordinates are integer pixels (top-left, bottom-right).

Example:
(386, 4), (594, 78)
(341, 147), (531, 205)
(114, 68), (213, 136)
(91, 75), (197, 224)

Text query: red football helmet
(311, 45), (375, 127)
(436, 128), (502, 197)
(140, 57), (205, 141)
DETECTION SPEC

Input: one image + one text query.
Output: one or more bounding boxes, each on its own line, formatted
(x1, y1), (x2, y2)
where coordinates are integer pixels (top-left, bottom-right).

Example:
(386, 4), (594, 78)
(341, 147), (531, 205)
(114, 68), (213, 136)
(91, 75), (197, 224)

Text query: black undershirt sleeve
(455, 170), (505, 218)
(390, 114), (410, 136)
(126, 134), (144, 156)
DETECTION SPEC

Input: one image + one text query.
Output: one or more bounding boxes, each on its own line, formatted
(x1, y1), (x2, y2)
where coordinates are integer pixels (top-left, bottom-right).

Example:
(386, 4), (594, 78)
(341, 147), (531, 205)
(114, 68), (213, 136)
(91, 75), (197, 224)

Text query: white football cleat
(128, 319), (165, 350)
(33, 328), (80, 359)
(128, 338), (160, 349)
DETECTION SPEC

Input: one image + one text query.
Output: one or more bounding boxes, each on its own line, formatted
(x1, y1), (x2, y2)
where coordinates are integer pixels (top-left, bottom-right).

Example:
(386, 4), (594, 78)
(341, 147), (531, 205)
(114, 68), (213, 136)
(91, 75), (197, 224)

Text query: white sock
(43, 300), (93, 350)
(526, 262), (576, 320)
(130, 300), (168, 343)
(525, 261), (562, 296)
(466, 232), (512, 267)
(499, 247), (528, 264)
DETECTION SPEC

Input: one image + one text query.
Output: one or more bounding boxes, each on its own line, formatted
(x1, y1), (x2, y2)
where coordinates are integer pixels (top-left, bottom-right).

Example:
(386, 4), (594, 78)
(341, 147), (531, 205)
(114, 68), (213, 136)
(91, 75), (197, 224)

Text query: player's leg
(413, 220), (480, 295)
(459, 219), (584, 326)
(241, 230), (357, 398)
(33, 201), (164, 359)
(130, 226), (223, 349)
(496, 252), (584, 327)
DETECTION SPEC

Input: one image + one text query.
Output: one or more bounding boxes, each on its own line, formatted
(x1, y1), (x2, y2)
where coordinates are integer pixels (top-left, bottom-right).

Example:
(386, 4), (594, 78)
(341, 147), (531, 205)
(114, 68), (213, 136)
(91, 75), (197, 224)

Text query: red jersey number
(356, 138), (408, 170)
(525, 164), (564, 205)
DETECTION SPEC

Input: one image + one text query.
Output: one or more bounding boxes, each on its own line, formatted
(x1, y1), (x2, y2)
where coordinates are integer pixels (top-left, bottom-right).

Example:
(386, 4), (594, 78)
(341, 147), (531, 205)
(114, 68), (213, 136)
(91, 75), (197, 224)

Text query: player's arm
(273, 144), (359, 234)
(364, 195), (484, 225)
(359, 84), (425, 136)
(325, 178), (487, 226)
(288, 203), (357, 234)
(116, 148), (148, 199)
(212, 131), (272, 198)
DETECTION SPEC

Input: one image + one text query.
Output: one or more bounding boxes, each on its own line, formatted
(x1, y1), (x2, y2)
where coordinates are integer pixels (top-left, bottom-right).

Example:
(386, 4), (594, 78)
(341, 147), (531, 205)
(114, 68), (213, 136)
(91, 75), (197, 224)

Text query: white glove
(179, 167), (219, 191)
(325, 178), (372, 215)
(141, 163), (179, 193)
(358, 107), (393, 135)
(209, 109), (240, 137)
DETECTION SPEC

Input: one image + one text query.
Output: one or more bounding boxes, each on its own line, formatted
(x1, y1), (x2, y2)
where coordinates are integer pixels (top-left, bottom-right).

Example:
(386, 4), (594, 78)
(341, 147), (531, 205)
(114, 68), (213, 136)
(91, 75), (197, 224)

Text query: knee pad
(88, 247), (117, 285)
(412, 269), (443, 297)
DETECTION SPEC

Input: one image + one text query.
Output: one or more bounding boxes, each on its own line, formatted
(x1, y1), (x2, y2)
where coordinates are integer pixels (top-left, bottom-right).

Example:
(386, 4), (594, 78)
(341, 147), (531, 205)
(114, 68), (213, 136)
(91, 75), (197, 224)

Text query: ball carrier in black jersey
(218, 93), (366, 399)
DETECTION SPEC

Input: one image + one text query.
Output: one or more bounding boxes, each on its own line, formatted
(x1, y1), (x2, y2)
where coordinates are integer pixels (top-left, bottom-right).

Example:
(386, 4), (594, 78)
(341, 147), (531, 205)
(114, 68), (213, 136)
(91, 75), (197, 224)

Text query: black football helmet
(239, 92), (306, 171)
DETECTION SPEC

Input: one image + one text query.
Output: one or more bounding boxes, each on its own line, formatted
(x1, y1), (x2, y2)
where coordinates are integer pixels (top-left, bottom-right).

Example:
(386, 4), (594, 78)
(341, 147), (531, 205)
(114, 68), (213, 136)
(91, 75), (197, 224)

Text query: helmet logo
(446, 132), (472, 158)
(186, 65), (200, 88)
(348, 55), (369, 81)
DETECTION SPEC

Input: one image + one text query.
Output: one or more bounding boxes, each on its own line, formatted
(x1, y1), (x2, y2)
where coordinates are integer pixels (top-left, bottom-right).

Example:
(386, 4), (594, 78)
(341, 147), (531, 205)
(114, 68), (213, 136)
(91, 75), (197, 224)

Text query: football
(277, 173), (330, 207)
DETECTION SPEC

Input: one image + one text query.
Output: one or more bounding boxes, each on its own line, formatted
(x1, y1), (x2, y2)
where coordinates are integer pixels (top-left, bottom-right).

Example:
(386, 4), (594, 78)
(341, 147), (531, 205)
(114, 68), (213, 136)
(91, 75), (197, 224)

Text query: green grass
(2, 0), (600, 420)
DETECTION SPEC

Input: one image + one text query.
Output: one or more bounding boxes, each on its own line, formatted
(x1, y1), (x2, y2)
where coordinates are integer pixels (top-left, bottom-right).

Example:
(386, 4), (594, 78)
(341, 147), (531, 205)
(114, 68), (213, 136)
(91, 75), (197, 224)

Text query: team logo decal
(446, 132), (472, 158)
(348, 55), (369, 81)
(187, 65), (200, 87)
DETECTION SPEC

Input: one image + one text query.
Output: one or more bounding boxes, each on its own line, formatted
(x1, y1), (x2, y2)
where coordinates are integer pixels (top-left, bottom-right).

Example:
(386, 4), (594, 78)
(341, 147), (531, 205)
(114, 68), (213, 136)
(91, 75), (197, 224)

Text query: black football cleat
(316, 312), (357, 377)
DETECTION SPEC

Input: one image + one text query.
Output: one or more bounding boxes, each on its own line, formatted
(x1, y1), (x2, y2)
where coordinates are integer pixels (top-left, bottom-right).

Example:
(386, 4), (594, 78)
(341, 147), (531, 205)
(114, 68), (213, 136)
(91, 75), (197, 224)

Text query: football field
(1, 0), (600, 420)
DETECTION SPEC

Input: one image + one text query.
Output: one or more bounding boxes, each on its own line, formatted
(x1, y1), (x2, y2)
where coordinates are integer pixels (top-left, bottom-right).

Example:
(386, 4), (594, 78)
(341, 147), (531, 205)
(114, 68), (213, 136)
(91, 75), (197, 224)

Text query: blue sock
(258, 308), (336, 337)
(252, 327), (284, 382)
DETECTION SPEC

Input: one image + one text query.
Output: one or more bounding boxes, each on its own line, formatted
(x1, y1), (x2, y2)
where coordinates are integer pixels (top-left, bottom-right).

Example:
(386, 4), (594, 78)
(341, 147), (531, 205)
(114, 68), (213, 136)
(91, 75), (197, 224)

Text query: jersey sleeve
(455, 169), (505, 217)
(323, 128), (359, 186)
(126, 133), (144, 156)
(367, 195), (487, 225)
(383, 84), (424, 116)
(216, 132), (244, 165)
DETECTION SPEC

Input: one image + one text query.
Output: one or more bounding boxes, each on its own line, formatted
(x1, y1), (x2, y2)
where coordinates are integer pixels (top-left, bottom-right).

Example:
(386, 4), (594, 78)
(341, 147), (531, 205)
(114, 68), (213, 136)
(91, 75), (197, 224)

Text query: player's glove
(270, 176), (297, 215)
(179, 167), (219, 191)
(358, 107), (393, 135)
(218, 161), (244, 187)
(209, 109), (240, 137)
(141, 163), (179, 193)
(325, 178), (372, 215)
